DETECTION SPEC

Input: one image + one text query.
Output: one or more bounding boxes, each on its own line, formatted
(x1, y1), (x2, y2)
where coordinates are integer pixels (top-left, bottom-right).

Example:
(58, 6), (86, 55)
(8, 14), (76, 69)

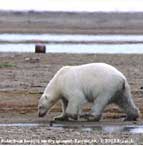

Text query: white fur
(38, 63), (140, 121)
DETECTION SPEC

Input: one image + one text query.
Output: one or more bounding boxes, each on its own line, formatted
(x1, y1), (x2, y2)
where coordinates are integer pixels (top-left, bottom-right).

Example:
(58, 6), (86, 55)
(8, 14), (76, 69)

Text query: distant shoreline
(0, 11), (143, 34)
(2, 10), (143, 13)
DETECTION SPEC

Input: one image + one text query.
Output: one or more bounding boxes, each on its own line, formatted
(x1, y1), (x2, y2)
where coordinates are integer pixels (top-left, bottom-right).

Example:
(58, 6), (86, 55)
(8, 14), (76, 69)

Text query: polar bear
(38, 63), (140, 121)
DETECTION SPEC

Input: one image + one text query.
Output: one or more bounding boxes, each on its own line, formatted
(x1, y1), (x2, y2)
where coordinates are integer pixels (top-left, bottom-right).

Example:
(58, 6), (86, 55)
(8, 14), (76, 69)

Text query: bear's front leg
(64, 99), (81, 121)
(54, 112), (78, 121)
(54, 114), (69, 121)
(54, 98), (69, 121)
(65, 107), (78, 121)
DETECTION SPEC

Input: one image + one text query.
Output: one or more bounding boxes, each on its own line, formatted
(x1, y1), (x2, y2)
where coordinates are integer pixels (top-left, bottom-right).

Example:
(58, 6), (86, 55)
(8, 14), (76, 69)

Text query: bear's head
(38, 94), (55, 117)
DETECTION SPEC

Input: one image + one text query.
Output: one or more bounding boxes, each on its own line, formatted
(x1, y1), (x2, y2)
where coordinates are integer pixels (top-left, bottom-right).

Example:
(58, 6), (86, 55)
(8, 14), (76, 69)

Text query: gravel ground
(0, 53), (143, 144)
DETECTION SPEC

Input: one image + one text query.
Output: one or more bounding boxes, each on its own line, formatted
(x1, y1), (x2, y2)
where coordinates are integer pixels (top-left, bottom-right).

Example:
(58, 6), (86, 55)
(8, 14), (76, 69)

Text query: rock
(24, 57), (40, 63)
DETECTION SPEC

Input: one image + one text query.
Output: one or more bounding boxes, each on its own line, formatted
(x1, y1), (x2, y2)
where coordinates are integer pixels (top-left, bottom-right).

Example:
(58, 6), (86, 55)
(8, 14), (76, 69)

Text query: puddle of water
(83, 125), (143, 134)
(130, 126), (143, 134)
(0, 122), (143, 134)
(50, 122), (143, 134)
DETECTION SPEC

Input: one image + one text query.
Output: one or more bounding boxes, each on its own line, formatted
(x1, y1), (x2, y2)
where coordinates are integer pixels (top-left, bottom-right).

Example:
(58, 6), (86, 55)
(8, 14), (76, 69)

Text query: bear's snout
(38, 112), (42, 117)
(38, 106), (47, 117)
(38, 112), (44, 117)
(38, 110), (47, 117)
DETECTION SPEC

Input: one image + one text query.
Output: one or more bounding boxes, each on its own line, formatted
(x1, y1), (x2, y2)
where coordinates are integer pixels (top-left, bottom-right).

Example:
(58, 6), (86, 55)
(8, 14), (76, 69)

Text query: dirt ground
(0, 53), (143, 144)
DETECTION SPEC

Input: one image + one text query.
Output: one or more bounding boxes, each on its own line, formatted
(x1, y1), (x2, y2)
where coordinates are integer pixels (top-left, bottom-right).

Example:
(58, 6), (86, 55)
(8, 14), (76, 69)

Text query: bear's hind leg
(54, 98), (69, 121)
(87, 94), (111, 121)
(117, 95), (139, 121)
(116, 86), (140, 121)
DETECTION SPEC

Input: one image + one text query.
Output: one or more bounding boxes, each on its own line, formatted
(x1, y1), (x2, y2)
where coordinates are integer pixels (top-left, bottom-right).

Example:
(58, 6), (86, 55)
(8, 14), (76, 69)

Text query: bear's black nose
(38, 112), (45, 117)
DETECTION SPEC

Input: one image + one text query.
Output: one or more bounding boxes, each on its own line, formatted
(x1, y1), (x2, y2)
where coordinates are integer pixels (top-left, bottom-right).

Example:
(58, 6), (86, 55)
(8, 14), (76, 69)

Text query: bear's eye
(39, 106), (44, 110)
(38, 106), (42, 109)
(45, 95), (48, 100)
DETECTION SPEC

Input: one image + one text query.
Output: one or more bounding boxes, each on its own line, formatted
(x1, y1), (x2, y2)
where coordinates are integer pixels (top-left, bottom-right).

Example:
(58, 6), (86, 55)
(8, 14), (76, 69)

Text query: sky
(0, 0), (143, 12)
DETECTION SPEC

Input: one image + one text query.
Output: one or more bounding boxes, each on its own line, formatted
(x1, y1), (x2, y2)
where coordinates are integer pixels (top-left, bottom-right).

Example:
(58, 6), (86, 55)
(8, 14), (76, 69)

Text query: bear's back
(74, 63), (125, 79)
(57, 63), (126, 82)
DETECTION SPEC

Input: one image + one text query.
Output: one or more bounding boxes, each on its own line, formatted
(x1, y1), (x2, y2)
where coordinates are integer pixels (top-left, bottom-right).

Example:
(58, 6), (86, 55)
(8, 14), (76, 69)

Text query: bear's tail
(122, 78), (131, 98)
(122, 79), (126, 90)
(122, 78), (130, 91)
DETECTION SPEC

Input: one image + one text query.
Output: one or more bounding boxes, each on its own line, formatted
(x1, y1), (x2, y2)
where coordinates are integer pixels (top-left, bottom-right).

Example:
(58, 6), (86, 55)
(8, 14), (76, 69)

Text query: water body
(1, 43), (143, 54)
(0, 34), (143, 54)
(1, 34), (143, 42)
